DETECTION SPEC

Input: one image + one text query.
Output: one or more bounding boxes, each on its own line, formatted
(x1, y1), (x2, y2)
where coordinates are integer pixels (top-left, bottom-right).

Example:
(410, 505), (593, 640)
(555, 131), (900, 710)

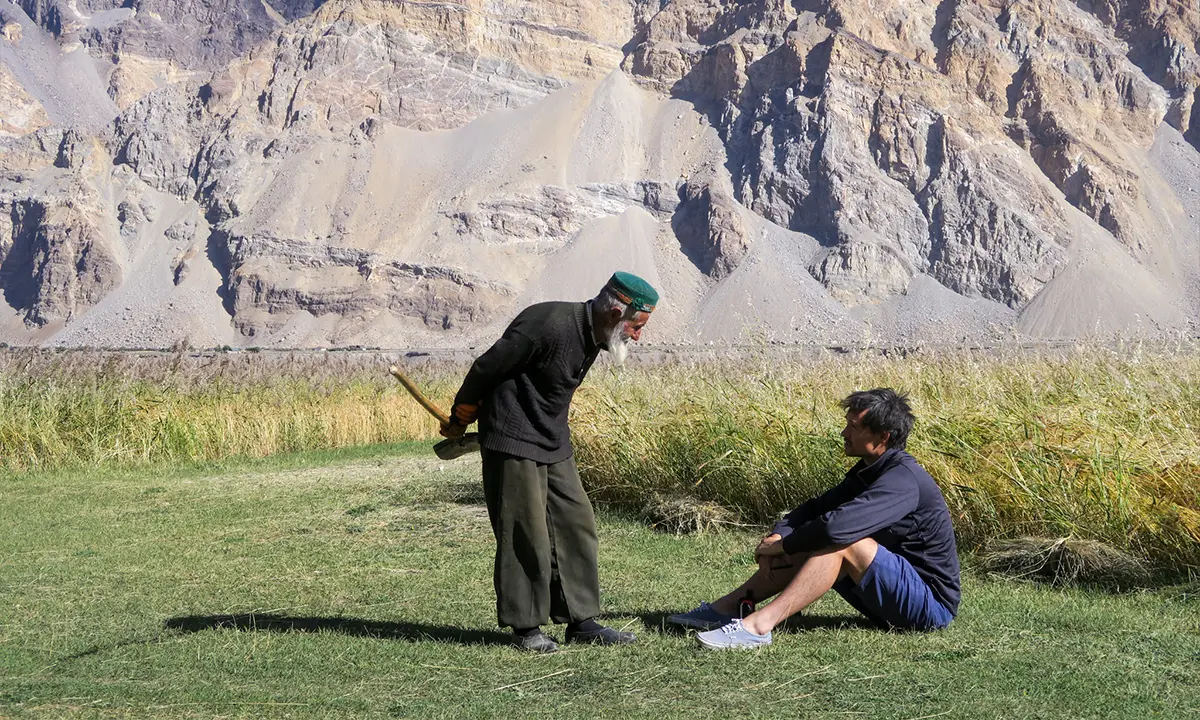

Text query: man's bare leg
(740, 538), (879, 636)
(709, 556), (802, 616)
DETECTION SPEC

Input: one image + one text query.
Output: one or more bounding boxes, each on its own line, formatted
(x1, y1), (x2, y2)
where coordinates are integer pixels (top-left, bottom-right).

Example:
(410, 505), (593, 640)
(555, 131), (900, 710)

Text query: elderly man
(668, 389), (960, 649)
(441, 272), (658, 653)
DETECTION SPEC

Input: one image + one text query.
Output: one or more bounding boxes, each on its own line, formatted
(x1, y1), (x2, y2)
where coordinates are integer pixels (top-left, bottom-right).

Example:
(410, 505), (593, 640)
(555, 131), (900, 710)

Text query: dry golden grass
(0, 349), (457, 469)
(571, 344), (1200, 572)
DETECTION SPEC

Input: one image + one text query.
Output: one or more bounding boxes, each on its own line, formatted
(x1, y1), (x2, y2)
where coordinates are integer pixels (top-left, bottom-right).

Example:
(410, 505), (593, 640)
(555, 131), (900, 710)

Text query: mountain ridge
(1, 0), (1197, 348)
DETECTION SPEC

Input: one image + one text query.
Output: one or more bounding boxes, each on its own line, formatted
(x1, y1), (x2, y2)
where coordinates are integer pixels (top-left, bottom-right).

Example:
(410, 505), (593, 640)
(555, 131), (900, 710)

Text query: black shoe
(513, 630), (559, 653)
(564, 624), (636, 646)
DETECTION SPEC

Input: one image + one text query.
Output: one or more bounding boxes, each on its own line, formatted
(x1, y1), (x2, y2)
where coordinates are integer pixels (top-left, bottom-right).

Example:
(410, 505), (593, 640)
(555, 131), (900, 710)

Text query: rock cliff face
(673, 181), (750, 280)
(624, 0), (1194, 312)
(0, 0), (1197, 347)
(0, 130), (121, 327)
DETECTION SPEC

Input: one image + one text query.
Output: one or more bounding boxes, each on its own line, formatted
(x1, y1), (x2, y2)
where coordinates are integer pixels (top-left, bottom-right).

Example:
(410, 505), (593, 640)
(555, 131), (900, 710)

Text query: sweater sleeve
(780, 467), (920, 555)
(452, 327), (538, 407)
(771, 480), (854, 538)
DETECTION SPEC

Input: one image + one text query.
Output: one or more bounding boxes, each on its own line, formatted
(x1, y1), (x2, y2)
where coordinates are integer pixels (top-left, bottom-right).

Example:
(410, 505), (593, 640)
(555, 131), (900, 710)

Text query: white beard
(606, 324), (629, 365)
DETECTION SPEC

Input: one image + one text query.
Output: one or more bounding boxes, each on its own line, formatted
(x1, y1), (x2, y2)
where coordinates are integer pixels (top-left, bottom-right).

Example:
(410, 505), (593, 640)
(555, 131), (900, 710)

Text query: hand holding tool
(388, 364), (481, 460)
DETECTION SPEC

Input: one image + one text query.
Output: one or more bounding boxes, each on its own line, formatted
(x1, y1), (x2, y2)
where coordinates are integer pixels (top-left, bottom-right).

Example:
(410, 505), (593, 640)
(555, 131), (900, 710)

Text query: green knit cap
(606, 271), (659, 313)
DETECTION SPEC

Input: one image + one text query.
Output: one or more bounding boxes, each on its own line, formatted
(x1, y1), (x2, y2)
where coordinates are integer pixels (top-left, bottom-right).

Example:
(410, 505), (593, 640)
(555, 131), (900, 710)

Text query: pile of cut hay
(981, 537), (1152, 589)
(640, 495), (740, 535)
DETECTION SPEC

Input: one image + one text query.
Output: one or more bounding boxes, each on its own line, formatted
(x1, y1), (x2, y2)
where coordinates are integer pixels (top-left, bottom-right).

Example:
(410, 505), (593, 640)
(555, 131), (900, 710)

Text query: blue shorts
(833, 545), (954, 631)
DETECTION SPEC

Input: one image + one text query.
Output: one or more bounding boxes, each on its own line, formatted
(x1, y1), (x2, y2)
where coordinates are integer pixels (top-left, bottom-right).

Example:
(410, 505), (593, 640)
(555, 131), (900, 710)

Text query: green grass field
(2, 446), (1196, 719)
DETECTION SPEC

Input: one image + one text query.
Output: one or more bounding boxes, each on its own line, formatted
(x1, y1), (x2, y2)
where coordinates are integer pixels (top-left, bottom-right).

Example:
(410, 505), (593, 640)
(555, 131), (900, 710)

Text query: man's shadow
(164, 614), (512, 646)
(628, 611), (878, 635)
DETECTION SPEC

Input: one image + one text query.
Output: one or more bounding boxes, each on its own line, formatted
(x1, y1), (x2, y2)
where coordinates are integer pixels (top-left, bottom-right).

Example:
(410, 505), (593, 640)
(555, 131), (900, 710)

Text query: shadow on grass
(164, 614), (512, 646)
(627, 611), (878, 635)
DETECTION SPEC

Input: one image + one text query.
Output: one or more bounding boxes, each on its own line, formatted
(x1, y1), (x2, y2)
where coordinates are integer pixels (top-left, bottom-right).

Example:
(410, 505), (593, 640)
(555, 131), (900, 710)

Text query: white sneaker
(696, 618), (773, 650)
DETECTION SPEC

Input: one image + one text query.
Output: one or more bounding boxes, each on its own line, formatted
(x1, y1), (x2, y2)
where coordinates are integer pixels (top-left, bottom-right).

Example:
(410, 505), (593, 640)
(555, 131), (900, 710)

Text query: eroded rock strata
(1, 0), (1197, 347)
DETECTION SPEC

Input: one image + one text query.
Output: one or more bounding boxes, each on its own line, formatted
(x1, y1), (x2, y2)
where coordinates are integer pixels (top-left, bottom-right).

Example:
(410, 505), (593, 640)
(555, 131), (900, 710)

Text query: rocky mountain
(1, 0), (1197, 348)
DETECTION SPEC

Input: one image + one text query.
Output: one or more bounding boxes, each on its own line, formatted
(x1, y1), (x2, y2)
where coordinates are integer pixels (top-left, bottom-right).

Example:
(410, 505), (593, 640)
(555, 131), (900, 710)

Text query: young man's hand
(755, 533), (785, 557)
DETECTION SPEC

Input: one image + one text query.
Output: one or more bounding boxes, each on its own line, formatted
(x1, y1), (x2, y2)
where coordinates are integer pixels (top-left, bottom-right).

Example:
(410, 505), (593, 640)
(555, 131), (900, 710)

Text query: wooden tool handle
(389, 365), (451, 425)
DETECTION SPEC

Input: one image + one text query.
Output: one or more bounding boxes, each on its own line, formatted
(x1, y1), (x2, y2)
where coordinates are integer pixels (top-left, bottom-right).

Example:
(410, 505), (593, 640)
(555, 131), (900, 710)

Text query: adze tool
(388, 364), (480, 461)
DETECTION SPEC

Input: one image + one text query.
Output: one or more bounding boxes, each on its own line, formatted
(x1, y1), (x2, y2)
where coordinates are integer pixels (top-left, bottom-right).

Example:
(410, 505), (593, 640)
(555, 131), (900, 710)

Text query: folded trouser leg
(545, 455), (601, 625)
(482, 449), (552, 630)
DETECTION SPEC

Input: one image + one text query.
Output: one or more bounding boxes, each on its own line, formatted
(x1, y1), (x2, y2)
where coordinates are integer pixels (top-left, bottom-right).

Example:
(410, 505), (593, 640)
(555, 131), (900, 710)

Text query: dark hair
(840, 388), (915, 450)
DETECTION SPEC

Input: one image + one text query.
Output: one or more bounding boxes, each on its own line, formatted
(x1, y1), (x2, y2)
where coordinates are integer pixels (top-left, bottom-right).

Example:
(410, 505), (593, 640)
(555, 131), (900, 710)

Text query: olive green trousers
(481, 449), (601, 629)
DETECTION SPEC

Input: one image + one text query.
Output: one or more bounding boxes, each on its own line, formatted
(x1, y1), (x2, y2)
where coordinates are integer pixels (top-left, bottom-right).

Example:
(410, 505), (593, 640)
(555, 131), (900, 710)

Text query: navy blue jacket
(773, 448), (961, 615)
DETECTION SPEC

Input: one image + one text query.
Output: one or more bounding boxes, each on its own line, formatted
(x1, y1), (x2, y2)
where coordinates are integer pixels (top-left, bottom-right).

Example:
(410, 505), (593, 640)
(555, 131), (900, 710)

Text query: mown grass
(2, 345), (1198, 571)
(1, 448), (1197, 719)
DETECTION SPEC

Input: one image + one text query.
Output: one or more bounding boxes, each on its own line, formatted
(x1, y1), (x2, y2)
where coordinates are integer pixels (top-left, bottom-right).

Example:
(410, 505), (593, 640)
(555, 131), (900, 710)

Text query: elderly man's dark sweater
(453, 301), (600, 464)
(772, 448), (961, 615)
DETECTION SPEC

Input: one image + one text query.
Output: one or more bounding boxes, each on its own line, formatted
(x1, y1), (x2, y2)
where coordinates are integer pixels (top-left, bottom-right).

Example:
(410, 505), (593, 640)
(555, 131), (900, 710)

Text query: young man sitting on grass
(668, 388), (961, 649)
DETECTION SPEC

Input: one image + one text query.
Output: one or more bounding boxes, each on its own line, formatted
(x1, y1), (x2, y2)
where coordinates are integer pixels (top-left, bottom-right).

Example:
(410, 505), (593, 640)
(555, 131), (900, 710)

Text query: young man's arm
(769, 480), (856, 544)
(447, 327), (537, 429)
(778, 468), (920, 556)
